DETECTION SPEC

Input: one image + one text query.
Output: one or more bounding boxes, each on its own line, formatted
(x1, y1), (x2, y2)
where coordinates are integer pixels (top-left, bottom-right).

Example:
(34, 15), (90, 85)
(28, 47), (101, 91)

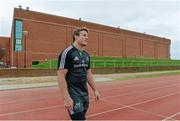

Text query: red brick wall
(0, 37), (10, 65)
(157, 43), (168, 58)
(11, 8), (171, 68)
(143, 40), (155, 58)
(86, 30), (99, 56)
(103, 33), (123, 57)
(125, 37), (141, 58)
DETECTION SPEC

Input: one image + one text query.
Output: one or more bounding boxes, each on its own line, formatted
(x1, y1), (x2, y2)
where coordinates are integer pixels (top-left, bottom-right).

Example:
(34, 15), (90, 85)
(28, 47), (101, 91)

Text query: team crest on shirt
(86, 57), (89, 61)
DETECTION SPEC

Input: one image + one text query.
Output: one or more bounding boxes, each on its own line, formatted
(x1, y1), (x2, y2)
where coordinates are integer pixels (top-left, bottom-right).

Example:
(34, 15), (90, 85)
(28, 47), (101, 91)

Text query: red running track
(0, 75), (180, 120)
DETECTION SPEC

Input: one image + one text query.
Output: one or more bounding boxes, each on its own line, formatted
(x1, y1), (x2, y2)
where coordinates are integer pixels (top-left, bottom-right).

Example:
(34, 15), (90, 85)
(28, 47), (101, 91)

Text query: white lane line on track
(161, 112), (180, 121)
(1, 75), (179, 99)
(1, 82), (179, 105)
(87, 92), (180, 118)
(102, 83), (180, 99)
(0, 105), (63, 117)
(0, 77), (179, 117)
(0, 84), (179, 117)
(0, 91), (178, 118)
(102, 99), (168, 119)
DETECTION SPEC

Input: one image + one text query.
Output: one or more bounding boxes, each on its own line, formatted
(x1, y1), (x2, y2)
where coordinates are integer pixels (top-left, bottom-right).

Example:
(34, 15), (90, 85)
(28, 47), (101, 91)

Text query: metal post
(104, 61), (106, 67)
(23, 31), (28, 68)
(50, 60), (52, 68)
(16, 48), (18, 67)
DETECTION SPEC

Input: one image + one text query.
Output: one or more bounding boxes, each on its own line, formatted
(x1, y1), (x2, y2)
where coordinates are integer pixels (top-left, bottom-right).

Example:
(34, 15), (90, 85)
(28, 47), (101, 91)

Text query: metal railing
(90, 60), (180, 68)
(32, 59), (180, 69)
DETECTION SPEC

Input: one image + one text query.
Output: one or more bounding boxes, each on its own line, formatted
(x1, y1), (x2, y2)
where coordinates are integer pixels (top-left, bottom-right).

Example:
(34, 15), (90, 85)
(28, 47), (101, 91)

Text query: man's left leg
(83, 102), (89, 119)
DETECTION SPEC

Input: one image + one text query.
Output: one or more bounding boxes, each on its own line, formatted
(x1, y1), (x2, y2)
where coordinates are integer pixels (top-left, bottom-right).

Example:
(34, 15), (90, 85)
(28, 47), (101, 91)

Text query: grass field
(32, 56), (180, 69)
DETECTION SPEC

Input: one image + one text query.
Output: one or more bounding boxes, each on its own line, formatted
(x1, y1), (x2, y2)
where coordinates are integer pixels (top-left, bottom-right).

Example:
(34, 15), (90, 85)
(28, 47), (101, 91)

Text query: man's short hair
(73, 27), (89, 42)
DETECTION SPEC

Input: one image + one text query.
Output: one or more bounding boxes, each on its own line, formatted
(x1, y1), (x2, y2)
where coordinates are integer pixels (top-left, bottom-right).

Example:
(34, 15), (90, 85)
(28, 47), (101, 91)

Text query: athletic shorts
(68, 102), (89, 120)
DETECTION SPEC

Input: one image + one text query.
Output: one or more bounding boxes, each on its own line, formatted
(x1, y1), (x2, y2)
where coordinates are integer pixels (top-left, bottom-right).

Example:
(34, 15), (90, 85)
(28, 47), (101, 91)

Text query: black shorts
(68, 102), (89, 120)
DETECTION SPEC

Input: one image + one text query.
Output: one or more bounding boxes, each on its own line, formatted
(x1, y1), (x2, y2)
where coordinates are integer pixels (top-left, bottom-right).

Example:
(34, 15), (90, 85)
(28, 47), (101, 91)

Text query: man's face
(76, 30), (88, 47)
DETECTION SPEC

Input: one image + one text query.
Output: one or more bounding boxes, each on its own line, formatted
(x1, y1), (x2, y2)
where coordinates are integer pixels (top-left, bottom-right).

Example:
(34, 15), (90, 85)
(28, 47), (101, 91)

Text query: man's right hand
(64, 97), (73, 111)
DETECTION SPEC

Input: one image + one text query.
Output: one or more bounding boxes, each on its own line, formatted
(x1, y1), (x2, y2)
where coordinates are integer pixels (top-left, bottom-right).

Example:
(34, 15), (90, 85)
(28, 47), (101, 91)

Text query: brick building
(0, 37), (10, 66)
(0, 8), (171, 68)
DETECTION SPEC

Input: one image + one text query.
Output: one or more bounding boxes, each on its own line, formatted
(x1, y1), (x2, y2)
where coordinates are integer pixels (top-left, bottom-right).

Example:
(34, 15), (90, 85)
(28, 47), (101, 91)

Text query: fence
(1, 66), (180, 77)
(90, 60), (180, 68)
(32, 59), (180, 69)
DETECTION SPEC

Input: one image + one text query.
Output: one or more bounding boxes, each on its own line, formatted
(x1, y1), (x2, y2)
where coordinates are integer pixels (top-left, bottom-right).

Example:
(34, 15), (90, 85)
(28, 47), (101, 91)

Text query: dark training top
(57, 45), (90, 102)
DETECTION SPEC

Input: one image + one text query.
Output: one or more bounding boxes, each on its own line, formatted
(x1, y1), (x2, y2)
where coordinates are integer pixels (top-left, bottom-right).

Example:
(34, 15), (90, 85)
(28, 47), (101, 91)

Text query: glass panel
(16, 26), (22, 33)
(16, 39), (22, 44)
(16, 32), (22, 39)
(16, 20), (22, 27)
(14, 20), (23, 51)
(15, 44), (22, 51)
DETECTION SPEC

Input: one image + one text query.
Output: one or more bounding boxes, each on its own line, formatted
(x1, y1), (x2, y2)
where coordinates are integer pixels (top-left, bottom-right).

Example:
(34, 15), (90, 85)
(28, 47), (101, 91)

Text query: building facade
(0, 37), (10, 66)
(0, 8), (171, 68)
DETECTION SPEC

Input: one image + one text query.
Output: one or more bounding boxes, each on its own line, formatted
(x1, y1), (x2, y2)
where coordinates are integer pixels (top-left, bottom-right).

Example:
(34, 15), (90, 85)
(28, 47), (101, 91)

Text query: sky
(0, 0), (179, 59)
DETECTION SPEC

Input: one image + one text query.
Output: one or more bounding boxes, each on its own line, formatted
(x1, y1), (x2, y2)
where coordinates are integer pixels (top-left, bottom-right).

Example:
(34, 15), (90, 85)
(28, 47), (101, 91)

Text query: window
(15, 44), (22, 51)
(14, 19), (23, 51)
(16, 32), (22, 38)
(16, 38), (22, 45)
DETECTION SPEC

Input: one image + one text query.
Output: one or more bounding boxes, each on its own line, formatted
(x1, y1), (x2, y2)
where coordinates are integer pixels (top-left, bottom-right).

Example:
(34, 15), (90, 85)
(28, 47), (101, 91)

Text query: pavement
(0, 70), (180, 90)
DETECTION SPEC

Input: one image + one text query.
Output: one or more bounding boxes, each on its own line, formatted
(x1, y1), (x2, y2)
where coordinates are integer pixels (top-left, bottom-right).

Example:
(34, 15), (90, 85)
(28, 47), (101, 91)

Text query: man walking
(57, 27), (100, 120)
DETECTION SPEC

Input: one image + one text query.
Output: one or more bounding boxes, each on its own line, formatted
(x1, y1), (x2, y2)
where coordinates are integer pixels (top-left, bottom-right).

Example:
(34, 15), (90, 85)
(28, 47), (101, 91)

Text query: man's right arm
(57, 69), (73, 111)
(57, 47), (73, 111)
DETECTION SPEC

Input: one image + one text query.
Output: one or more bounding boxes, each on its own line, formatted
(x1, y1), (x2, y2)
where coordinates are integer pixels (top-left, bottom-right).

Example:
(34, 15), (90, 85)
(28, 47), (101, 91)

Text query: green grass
(32, 56), (180, 69)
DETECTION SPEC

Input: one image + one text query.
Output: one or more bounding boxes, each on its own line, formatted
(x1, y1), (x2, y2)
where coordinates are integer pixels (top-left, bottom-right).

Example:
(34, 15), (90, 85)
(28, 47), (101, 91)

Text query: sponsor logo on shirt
(74, 56), (79, 61)
(74, 64), (88, 68)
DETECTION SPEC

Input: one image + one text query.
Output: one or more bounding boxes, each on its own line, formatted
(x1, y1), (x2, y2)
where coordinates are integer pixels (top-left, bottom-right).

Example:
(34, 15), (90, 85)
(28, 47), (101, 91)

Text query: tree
(0, 46), (6, 60)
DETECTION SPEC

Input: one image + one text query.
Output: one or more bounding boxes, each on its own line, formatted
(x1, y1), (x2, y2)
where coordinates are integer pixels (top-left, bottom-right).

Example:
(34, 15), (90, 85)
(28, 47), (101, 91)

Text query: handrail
(90, 60), (180, 68)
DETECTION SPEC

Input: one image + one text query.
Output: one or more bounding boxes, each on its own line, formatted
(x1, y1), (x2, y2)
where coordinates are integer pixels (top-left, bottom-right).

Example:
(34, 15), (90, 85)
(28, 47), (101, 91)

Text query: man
(57, 27), (100, 120)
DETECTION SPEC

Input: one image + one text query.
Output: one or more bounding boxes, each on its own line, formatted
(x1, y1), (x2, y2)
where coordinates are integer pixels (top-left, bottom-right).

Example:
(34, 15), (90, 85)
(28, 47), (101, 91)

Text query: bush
(32, 61), (39, 65)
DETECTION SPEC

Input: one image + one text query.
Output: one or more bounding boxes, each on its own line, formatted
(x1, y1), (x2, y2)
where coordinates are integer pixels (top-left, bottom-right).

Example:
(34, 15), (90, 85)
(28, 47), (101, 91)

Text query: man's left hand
(94, 90), (100, 101)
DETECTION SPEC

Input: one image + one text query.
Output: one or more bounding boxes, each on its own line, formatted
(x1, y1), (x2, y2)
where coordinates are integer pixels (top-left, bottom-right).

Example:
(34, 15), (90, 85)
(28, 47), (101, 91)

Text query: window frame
(14, 19), (23, 51)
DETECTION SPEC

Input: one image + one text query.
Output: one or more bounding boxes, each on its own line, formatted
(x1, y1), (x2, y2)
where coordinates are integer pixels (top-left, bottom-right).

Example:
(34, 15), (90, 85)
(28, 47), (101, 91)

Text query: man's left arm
(87, 69), (100, 101)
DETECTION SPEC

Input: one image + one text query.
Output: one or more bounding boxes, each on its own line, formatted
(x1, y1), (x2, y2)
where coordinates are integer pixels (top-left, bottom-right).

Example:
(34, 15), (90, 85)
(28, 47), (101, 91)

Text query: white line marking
(103, 83), (180, 99)
(1, 74), (179, 98)
(0, 82), (178, 109)
(0, 95), (61, 105)
(162, 112), (180, 121)
(87, 92), (180, 118)
(0, 84), (179, 117)
(0, 105), (63, 117)
(102, 99), (167, 119)
(1, 81), (179, 105)
(0, 78), (179, 118)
